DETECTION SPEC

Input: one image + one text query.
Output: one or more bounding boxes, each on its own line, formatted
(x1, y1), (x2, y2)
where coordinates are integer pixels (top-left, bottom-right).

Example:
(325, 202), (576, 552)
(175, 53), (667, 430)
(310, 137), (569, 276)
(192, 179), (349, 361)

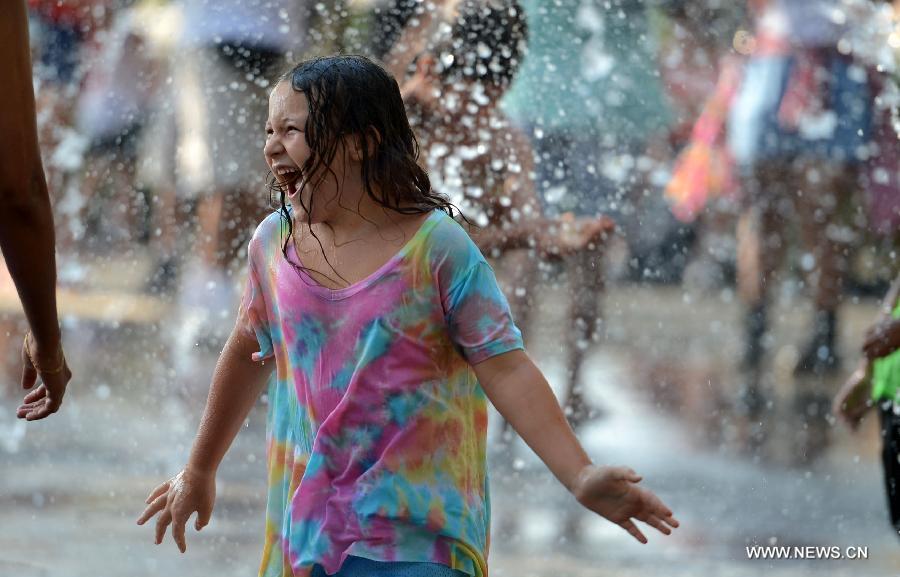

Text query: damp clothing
(239, 210), (525, 576)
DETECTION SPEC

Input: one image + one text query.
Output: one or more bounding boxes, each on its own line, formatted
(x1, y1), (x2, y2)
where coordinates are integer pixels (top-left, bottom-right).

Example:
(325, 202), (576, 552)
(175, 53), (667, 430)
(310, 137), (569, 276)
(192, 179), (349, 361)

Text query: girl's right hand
(136, 468), (216, 553)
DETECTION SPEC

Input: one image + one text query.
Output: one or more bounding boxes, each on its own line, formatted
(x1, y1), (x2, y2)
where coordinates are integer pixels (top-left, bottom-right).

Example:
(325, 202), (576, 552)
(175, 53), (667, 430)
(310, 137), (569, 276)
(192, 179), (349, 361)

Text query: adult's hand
(2, 2), (69, 421)
(17, 332), (71, 420)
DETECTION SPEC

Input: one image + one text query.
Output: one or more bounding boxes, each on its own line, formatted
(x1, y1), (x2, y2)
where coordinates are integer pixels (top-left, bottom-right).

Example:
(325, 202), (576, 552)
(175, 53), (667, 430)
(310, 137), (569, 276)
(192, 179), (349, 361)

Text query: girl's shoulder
(248, 211), (289, 263)
(254, 210), (287, 237)
(423, 210), (489, 275)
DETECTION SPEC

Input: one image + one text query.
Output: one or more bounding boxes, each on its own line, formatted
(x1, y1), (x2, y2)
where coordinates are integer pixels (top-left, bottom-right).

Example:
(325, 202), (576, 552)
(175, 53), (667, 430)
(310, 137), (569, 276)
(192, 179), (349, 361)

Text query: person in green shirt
(834, 273), (900, 535)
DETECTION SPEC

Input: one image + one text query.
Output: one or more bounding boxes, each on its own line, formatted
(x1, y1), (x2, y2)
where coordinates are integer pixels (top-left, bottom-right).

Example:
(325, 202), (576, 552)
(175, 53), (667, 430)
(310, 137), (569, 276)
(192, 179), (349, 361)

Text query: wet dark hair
(267, 55), (462, 282)
(434, 0), (528, 89)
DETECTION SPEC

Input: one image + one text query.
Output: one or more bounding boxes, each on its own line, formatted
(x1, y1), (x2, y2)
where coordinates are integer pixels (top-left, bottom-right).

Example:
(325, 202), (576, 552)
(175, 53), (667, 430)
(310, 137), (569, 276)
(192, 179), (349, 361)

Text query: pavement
(1, 254), (899, 576)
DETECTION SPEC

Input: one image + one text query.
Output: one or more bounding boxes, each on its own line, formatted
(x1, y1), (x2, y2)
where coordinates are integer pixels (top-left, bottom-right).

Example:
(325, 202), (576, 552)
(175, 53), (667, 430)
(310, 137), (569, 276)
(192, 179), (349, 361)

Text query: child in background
(399, 0), (614, 428)
(401, 0), (612, 260)
(137, 55), (677, 576)
(833, 272), (900, 535)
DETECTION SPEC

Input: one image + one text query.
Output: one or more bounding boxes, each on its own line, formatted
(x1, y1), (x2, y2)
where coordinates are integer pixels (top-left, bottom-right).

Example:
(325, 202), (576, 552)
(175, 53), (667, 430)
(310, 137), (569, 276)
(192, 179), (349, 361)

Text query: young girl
(136, 55), (678, 576)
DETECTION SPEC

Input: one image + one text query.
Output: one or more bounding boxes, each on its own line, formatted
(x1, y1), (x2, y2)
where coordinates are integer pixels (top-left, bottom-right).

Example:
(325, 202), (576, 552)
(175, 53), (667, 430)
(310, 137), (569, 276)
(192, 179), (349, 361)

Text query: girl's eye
(287, 126), (299, 133)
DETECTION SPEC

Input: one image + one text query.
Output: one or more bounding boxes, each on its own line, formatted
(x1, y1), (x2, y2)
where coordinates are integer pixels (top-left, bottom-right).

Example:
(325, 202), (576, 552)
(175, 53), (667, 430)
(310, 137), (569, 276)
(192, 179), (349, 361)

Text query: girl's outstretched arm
(136, 326), (273, 553)
(474, 349), (679, 543)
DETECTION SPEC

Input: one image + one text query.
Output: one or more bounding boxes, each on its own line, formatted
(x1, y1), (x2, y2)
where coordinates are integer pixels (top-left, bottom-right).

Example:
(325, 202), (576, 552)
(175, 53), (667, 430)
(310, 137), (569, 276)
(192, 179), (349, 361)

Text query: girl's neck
(295, 187), (412, 247)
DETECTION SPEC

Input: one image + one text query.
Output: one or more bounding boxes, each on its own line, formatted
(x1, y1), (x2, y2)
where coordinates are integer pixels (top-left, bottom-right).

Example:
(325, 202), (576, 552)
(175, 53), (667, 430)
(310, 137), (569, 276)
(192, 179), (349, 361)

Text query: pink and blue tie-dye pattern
(238, 210), (524, 577)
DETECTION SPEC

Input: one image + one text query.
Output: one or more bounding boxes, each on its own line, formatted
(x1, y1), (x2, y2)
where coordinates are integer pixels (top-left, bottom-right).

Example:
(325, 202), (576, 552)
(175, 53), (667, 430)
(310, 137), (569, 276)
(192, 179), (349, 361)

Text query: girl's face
(264, 82), (344, 224)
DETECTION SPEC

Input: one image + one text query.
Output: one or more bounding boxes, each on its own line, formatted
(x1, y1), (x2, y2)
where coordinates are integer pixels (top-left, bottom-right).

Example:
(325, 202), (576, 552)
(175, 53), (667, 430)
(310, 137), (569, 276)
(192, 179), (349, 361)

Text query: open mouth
(274, 167), (302, 196)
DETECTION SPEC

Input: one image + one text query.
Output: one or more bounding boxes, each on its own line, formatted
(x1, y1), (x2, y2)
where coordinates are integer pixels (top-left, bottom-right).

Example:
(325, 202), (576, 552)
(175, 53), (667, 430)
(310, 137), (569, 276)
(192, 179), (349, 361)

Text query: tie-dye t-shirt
(238, 209), (524, 577)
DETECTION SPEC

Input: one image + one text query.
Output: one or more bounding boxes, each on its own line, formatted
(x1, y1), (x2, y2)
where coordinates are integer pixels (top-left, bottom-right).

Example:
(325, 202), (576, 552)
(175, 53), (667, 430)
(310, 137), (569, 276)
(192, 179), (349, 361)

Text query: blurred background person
(72, 8), (159, 262)
(28, 0), (102, 201)
(169, 0), (308, 350)
(395, 0), (615, 432)
(657, 2), (746, 293)
(727, 0), (874, 455)
(501, 0), (674, 428)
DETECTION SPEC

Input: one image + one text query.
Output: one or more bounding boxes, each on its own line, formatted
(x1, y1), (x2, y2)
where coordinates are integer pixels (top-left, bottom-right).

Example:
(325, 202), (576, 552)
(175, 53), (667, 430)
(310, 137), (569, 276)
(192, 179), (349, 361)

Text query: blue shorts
(728, 51), (872, 168)
(311, 556), (470, 577)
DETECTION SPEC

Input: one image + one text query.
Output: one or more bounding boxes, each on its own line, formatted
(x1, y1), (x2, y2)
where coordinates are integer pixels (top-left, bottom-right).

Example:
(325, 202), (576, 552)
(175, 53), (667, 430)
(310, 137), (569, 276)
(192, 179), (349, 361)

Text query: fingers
(630, 484), (679, 538)
(641, 514), (673, 536)
(17, 385), (55, 420)
(620, 519), (648, 544)
(641, 489), (676, 522)
(20, 347), (37, 390)
(607, 466), (642, 484)
(638, 492), (680, 533)
(17, 385), (62, 421)
(21, 384), (47, 404)
(137, 493), (168, 526)
(196, 505), (212, 531)
(40, 381), (63, 416)
(16, 402), (44, 420)
(145, 480), (172, 504)
(661, 513), (680, 529)
(24, 404), (53, 421)
(637, 506), (680, 533)
(621, 467), (642, 483)
(172, 511), (188, 553)
(155, 509), (172, 546)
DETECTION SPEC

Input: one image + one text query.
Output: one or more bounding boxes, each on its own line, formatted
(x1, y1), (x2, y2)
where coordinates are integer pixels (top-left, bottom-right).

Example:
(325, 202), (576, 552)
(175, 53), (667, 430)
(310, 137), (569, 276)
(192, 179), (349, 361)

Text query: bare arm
(879, 273), (900, 319)
(474, 349), (678, 543)
(184, 329), (273, 475)
(861, 273), (900, 360)
(474, 349), (592, 489)
(1, 2), (71, 419)
(468, 127), (551, 255)
(137, 326), (273, 552)
(0, 1), (61, 348)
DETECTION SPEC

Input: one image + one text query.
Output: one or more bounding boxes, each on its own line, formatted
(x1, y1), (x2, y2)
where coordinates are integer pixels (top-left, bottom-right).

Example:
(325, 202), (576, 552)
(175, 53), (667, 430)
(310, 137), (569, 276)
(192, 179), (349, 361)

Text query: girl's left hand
(572, 465), (679, 544)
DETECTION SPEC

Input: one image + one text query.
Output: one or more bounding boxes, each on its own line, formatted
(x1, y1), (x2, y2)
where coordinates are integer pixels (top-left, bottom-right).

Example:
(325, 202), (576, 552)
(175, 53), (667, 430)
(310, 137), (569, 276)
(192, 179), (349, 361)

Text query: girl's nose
(264, 134), (284, 159)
